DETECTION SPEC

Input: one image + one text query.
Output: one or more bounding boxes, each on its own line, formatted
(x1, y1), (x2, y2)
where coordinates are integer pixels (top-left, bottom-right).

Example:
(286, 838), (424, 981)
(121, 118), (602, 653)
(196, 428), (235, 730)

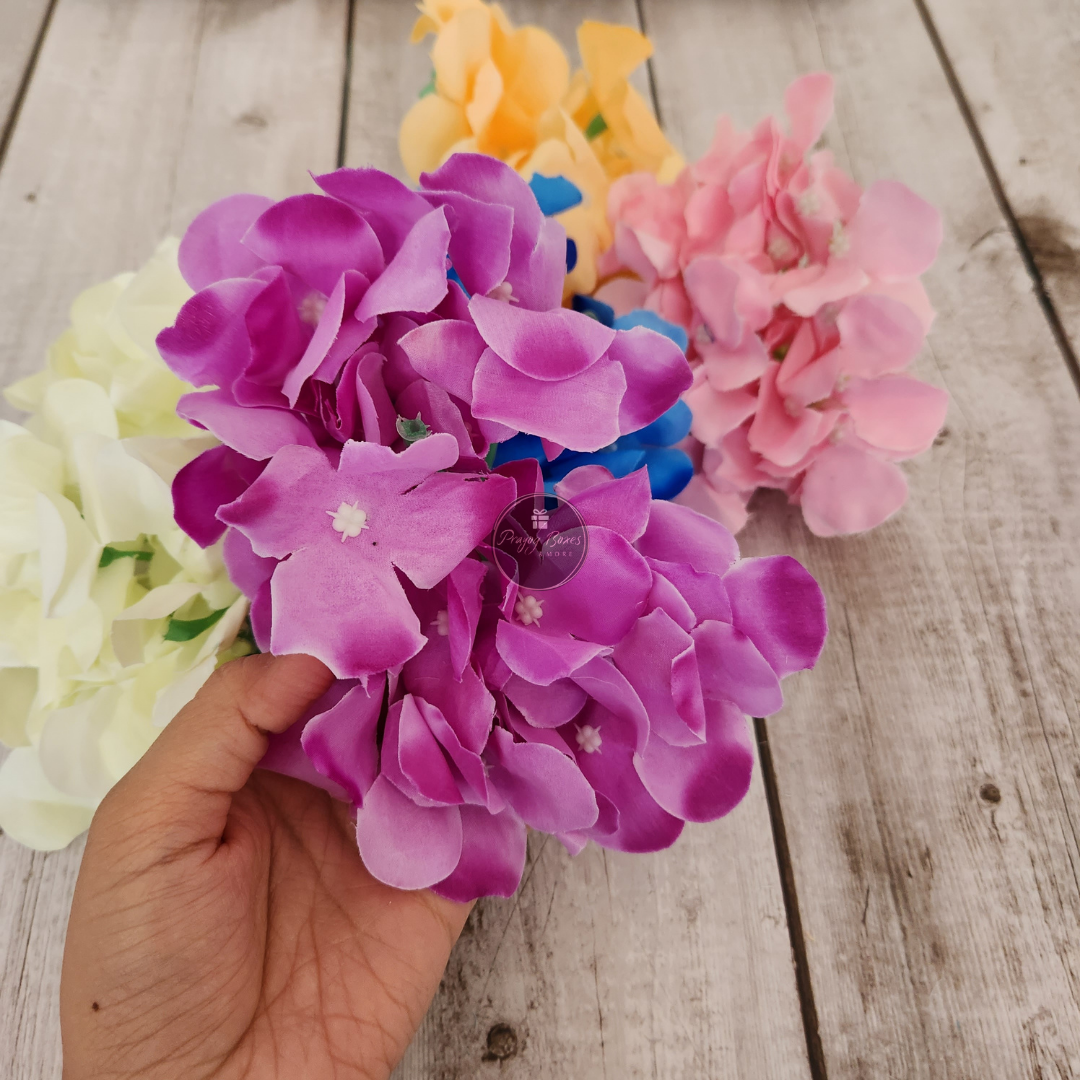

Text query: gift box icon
(531, 508), (550, 531)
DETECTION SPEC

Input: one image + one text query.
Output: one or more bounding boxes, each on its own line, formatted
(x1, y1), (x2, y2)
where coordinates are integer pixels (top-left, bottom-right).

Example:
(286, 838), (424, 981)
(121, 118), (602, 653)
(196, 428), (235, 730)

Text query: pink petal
(609, 326), (693, 434)
(398, 318), (487, 402)
(800, 441), (909, 536)
(636, 499), (741, 576)
(844, 375), (948, 455)
(785, 72), (834, 152)
(495, 621), (608, 685)
(177, 389), (319, 459)
(691, 620), (783, 715)
(849, 180), (942, 282)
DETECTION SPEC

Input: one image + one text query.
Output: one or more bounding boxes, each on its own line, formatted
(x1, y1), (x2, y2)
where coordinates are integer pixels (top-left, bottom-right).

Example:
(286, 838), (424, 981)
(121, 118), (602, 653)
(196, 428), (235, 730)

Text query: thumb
(100, 653), (334, 853)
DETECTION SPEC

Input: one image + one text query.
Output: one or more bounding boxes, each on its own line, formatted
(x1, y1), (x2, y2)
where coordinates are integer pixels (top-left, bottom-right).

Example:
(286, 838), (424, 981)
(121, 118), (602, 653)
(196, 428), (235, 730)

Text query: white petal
(38, 690), (120, 801)
(36, 492), (101, 618)
(152, 655), (216, 728)
(0, 668), (37, 748)
(0, 747), (96, 850)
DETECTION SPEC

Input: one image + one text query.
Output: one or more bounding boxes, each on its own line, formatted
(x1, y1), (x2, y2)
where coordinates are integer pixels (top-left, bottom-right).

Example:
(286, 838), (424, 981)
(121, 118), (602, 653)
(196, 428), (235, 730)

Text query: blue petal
(613, 308), (689, 354)
(640, 446), (694, 500)
(565, 237), (578, 272)
(446, 265), (470, 298)
(629, 399), (694, 448)
(529, 173), (584, 217)
(546, 448), (647, 484)
(571, 294), (615, 327)
(492, 432), (545, 467)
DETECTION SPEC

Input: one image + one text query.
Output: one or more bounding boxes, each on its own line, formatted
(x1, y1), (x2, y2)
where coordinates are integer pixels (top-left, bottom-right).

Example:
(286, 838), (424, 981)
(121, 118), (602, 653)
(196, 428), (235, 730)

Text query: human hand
(60, 653), (472, 1080)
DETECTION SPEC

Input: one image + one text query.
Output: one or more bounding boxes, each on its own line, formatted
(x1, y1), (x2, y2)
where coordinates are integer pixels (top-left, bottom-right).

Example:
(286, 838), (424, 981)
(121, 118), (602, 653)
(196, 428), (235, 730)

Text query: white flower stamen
(486, 281), (519, 304)
(514, 594), (544, 625)
(828, 220), (850, 258)
(576, 724), (602, 753)
(433, 610), (449, 636)
(327, 501), (370, 541)
(300, 292), (327, 326)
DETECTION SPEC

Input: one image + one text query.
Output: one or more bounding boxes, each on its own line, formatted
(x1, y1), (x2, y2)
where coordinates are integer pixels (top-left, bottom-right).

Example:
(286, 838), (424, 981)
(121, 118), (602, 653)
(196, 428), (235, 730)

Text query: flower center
(575, 724), (602, 753)
(326, 501), (370, 541)
(300, 292), (327, 326)
(514, 595), (544, 625)
(486, 281), (518, 304)
(433, 610), (449, 636)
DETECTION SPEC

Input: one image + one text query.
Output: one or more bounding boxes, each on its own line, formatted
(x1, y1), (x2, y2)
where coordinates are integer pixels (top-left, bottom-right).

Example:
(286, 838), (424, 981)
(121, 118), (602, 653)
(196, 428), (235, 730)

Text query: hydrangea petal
(431, 806), (526, 902)
(355, 774), (463, 891)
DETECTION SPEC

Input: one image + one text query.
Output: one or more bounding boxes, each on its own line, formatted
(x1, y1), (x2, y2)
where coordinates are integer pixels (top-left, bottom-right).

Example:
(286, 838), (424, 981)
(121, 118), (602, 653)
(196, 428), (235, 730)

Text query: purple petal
(486, 727), (598, 833)
(496, 621), (608, 685)
(177, 389), (319, 459)
(300, 678), (384, 805)
(422, 190), (513, 298)
(157, 278), (267, 387)
(314, 167), (431, 258)
(692, 620), (784, 716)
(469, 295), (615, 380)
(446, 558), (485, 680)
(722, 556), (827, 677)
(568, 656), (649, 751)
(222, 526), (276, 599)
(503, 675), (587, 729)
(523, 526), (652, 645)
(646, 557), (732, 625)
(172, 445), (266, 547)
(355, 207), (450, 322)
(243, 193), (385, 296)
(355, 774), (463, 891)
(398, 319), (486, 402)
(178, 193), (273, 290)
(570, 706), (684, 853)
(390, 472), (514, 589)
(396, 695), (464, 805)
(431, 806), (526, 902)
(634, 698), (754, 822)
(635, 500), (740, 575)
(557, 467), (652, 542)
(472, 348), (626, 452)
(612, 608), (706, 747)
(269, 549), (426, 679)
(608, 326), (693, 433)
(284, 270), (374, 404)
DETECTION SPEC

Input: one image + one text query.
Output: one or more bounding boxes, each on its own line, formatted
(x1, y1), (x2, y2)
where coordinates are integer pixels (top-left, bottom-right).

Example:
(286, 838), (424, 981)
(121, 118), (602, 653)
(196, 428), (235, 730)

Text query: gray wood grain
(0, 0), (348, 410)
(347, 3), (812, 1077)
(0, 2), (349, 1076)
(643, 0), (1080, 1075)
(917, 0), (1080, 373)
(0, 0), (54, 147)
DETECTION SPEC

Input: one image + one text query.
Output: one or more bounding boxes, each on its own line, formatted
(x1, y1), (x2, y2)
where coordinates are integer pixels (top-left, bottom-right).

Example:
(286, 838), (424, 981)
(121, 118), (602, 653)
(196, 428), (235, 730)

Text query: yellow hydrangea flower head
(399, 4), (683, 297)
(0, 240), (253, 851)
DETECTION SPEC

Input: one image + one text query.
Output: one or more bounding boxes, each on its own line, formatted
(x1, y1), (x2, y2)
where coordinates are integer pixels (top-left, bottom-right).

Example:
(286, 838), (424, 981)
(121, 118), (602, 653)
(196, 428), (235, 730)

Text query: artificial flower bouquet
(0, 3), (948, 903)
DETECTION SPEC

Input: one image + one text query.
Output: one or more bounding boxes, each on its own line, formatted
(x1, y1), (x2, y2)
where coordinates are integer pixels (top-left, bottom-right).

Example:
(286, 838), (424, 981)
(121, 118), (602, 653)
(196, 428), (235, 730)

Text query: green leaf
(396, 413), (431, 443)
(584, 113), (608, 140)
(164, 608), (228, 642)
(419, 70), (437, 98)
(99, 546), (153, 568)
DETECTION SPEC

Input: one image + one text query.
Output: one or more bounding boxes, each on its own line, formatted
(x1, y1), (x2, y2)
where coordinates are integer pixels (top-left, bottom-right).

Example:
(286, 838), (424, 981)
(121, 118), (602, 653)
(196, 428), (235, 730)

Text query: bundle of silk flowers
(0, 4), (950, 903)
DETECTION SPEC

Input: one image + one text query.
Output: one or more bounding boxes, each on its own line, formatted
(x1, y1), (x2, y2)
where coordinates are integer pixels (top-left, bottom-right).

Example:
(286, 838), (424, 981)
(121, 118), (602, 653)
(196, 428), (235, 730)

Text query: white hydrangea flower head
(0, 241), (253, 851)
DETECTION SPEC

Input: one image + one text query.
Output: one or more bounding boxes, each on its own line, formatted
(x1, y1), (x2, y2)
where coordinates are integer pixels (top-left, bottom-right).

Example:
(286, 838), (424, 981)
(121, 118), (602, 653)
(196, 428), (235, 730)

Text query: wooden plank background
(2, 1), (1080, 1077)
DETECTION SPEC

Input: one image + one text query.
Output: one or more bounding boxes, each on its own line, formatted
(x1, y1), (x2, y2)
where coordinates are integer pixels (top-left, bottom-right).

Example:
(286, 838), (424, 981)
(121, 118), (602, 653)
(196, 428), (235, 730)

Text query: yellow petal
(496, 25), (570, 118)
(431, 6), (495, 104)
(465, 57), (504, 136)
(400, 94), (471, 180)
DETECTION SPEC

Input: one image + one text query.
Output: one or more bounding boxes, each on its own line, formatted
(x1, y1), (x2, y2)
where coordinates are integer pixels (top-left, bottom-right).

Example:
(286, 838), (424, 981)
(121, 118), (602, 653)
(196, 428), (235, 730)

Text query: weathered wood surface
(0, 2), (348, 1077)
(5, 0), (1080, 1077)
(918, 0), (1080, 378)
(644, 0), (1080, 1076)
(345, 3), (812, 1076)
(0, 0), (53, 148)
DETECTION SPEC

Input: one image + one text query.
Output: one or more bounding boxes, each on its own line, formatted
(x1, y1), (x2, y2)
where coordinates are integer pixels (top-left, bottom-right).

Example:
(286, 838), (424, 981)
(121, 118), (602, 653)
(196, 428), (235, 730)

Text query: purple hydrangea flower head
(158, 154), (692, 546)
(257, 462), (827, 900)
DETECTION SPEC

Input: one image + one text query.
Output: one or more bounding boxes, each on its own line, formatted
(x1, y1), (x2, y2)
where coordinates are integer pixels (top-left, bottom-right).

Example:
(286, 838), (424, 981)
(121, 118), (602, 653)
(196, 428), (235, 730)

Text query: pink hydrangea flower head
(597, 74), (948, 536)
